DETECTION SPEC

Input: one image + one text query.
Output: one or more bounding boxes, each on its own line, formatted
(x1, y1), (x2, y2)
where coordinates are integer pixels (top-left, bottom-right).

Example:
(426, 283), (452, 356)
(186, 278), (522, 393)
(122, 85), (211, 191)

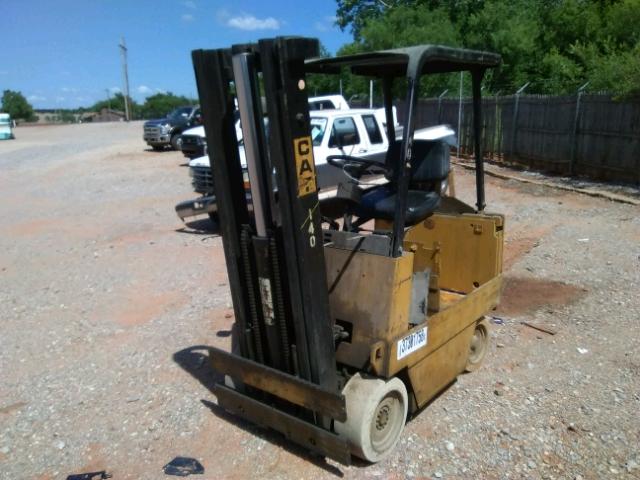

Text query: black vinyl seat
(357, 185), (441, 225)
(355, 138), (451, 225)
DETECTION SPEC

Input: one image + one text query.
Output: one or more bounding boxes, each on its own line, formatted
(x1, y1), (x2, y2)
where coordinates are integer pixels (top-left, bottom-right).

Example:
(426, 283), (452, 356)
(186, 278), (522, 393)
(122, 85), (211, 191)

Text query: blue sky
(0, 0), (352, 109)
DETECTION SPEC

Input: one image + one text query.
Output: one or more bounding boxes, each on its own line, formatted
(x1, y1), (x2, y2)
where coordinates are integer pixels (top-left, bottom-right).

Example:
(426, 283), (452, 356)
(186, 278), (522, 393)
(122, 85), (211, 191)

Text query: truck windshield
(168, 107), (192, 119)
(310, 117), (327, 146)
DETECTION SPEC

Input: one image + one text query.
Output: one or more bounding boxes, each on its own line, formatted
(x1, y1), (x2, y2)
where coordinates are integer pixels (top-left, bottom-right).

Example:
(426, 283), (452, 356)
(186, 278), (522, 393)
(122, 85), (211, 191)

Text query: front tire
(335, 373), (408, 463)
(170, 133), (183, 151)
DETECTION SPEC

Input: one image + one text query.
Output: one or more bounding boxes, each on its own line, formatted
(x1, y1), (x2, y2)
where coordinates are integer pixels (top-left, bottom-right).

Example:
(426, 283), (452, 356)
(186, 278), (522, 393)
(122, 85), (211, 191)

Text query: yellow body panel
(325, 200), (504, 411)
(404, 212), (504, 293)
(324, 247), (414, 370)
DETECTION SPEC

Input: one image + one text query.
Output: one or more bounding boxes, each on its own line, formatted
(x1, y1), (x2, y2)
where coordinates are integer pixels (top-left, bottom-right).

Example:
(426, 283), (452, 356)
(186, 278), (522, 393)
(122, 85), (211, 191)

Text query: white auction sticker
(397, 327), (428, 360)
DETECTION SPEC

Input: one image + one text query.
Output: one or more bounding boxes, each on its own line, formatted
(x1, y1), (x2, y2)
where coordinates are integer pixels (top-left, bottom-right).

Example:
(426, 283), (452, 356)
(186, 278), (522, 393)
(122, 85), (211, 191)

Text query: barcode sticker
(397, 327), (428, 360)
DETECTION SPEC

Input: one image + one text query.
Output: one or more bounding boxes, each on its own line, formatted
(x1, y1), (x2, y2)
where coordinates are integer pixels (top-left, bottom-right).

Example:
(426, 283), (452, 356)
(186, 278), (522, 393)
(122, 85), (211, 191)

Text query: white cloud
(183, 0), (196, 9)
(181, 13), (194, 22)
(28, 95), (46, 102)
(109, 86), (121, 94)
(137, 85), (153, 94)
(227, 14), (280, 31)
(61, 87), (78, 93)
(55, 96), (66, 103)
(155, 88), (167, 94)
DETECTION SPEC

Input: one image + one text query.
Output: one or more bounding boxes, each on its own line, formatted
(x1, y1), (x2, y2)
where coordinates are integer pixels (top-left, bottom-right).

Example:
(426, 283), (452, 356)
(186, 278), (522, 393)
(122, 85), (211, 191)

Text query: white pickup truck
(179, 95), (351, 159)
(176, 108), (396, 221)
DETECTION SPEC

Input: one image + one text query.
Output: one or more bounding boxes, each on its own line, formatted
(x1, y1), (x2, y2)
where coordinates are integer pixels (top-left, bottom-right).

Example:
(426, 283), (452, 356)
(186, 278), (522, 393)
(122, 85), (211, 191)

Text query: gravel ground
(0, 122), (639, 480)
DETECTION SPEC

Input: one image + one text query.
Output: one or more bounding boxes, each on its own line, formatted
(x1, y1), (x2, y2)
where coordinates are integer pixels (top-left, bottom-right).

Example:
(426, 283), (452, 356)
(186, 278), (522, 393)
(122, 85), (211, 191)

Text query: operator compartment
(323, 130), (504, 411)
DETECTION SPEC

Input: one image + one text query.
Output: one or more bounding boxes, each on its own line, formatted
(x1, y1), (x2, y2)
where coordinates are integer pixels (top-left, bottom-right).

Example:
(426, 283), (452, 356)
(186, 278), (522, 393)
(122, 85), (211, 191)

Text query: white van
(0, 113), (15, 140)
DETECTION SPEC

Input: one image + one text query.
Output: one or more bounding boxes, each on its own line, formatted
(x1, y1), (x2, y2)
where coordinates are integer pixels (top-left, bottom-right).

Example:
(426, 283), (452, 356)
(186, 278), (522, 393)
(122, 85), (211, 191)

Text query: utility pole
(119, 37), (131, 121)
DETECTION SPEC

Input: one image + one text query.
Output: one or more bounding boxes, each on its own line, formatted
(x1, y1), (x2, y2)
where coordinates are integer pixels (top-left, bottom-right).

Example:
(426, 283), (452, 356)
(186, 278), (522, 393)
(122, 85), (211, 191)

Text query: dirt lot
(0, 122), (639, 480)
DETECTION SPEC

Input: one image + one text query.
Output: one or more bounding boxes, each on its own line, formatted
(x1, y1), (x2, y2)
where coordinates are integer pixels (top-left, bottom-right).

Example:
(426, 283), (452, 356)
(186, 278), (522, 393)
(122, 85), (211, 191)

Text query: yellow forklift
(191, 37), (503, 464)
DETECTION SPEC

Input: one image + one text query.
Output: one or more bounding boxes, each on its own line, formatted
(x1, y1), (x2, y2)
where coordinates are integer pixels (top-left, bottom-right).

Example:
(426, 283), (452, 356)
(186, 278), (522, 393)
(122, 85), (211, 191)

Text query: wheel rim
(468, 324), (487, 364)
(370, 392), (404, 454)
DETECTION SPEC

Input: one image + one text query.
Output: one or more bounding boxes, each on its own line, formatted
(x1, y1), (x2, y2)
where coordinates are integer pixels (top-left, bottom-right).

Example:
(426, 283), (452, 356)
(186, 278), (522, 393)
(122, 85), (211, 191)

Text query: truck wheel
(335, 373), (408, 463)
(151, 145), (164, 151)
(464, 317), (490, 372)
(170, 133), (183, 151)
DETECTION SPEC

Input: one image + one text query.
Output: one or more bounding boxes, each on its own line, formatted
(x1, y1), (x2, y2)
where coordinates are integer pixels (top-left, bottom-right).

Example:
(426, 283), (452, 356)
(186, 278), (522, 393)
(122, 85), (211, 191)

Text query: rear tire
(335, 373), (408, 463)
(464, 317), (490, 372)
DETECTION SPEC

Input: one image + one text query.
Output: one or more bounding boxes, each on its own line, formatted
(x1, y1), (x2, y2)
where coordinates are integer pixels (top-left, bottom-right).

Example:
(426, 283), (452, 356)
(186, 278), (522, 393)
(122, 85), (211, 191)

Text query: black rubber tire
(151, 145), (164, 151)
(170, 133), (182, 151)
(208, 212), (219, 224)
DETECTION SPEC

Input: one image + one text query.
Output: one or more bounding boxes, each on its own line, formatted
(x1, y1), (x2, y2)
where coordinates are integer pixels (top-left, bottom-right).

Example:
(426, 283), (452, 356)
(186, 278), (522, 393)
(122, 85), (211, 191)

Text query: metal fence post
(569, 82), (589, 176)
(494, 91), (501, 159)
(457, 73), (463, 156)
(437, 89), (448, 124)
(369, 80), (373, 109)
(509, 82), (529, 160)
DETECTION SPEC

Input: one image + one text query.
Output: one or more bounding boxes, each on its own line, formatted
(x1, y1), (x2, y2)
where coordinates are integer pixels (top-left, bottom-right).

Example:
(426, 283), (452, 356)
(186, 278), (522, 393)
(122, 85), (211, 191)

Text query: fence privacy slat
(397, 94), (640, 184)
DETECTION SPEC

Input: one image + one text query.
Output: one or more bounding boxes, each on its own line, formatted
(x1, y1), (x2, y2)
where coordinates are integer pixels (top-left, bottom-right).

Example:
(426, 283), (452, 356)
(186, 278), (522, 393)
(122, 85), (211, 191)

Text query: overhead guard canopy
(305, 45), (501, 78)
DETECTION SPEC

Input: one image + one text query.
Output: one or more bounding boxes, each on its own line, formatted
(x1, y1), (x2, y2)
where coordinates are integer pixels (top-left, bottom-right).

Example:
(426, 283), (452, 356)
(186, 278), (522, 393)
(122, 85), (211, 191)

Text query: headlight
(161, 124), (171, 133)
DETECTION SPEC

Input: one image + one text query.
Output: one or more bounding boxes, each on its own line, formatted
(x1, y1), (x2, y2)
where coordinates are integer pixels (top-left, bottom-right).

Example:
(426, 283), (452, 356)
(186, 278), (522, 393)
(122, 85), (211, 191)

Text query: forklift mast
(192, 38), (338, 391)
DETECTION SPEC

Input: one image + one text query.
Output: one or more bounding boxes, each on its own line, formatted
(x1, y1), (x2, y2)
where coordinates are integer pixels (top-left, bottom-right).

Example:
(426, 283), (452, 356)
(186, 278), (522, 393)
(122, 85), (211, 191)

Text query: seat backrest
(384, 139), (451, 185)
(410, 139), (451, 183)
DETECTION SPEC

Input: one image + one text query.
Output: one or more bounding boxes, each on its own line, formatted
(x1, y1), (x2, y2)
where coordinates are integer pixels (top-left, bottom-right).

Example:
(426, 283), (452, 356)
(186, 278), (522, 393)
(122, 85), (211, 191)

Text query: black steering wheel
(326, 154), (389, 182)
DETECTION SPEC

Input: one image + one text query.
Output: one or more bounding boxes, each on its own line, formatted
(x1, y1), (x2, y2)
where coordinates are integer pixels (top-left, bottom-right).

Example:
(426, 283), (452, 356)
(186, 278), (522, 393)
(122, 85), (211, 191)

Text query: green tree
(336, 5), (464, 99)
(465, 0), (542, 92)
(306, 45), (343, 97)
(90, 93), (140, 119)
(336, 0), (391, 40)
(334, 0), (640, 96)
(1, 90), (35, 121)
(140, 92), (196, 119)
